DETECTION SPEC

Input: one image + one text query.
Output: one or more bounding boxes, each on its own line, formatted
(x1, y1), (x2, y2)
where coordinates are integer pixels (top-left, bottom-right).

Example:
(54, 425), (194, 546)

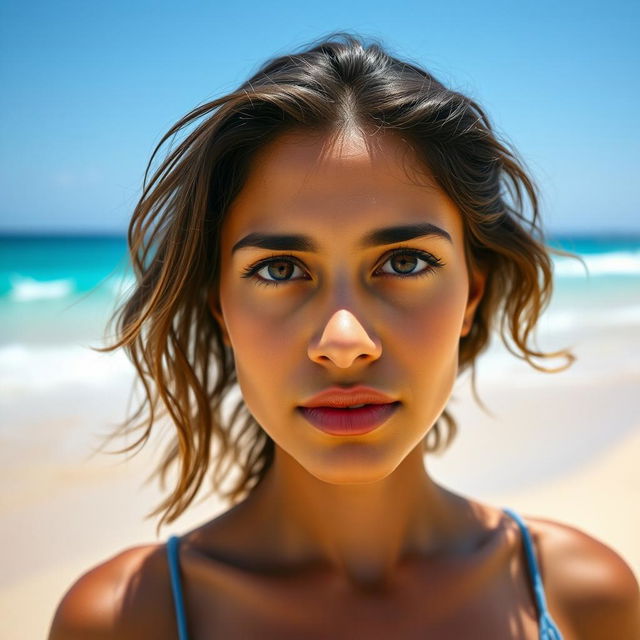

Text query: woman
(49, 32), (639, 639)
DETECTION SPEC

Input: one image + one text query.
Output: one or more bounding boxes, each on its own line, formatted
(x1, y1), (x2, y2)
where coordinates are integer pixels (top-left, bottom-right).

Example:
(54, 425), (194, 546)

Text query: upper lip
(299, 385), (398, 408)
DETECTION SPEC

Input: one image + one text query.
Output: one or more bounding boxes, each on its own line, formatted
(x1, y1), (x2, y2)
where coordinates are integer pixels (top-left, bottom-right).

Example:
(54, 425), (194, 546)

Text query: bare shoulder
(524, 515), (640, 639)
(47, 541), (176, 640)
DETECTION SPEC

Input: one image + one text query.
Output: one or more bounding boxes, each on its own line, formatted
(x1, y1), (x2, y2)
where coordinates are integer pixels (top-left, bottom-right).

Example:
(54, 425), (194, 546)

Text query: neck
(239, 443), (479, 591)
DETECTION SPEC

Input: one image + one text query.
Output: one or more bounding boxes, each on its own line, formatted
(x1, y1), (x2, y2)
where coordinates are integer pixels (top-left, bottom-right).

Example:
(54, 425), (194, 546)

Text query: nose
(307, 308), (382, 369)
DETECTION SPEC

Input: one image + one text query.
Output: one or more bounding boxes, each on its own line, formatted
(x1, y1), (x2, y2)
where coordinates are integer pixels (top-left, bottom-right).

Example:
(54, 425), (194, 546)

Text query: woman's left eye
(376, 249), (444, 279)
(241, 248), (445, 288)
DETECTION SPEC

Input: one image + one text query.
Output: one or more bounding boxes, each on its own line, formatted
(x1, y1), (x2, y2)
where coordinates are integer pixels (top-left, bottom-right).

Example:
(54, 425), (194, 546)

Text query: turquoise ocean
(1, 233), (639, 404)
(2, 233), (640, 342)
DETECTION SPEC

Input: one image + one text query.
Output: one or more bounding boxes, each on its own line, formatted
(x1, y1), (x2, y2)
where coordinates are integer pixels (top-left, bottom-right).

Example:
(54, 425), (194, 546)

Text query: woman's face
(211, 128), (485, 483)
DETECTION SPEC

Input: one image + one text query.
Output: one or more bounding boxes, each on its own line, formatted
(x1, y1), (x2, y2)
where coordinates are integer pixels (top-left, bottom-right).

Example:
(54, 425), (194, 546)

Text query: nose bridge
(329, 261), (360, 303)
(321, 263), (369, 327)
(307, 266), (382, 367)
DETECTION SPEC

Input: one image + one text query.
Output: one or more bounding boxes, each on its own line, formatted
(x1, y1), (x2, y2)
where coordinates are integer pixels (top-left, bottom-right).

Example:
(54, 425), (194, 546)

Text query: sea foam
(552, 250), (640, 277)
(8, 274), (75, 301)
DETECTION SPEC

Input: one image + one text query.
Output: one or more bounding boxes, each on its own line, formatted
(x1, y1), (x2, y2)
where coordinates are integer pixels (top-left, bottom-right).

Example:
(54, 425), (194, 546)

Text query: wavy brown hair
(94, 31), (581, 535)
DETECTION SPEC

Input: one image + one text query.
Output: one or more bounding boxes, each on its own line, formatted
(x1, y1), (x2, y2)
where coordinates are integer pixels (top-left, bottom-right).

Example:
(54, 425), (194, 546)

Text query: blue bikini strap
(166, 535), (190, 640)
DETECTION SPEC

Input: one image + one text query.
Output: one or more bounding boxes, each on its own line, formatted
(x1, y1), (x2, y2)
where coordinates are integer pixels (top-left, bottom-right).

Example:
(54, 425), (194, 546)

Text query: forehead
(221, 128), (464, 245)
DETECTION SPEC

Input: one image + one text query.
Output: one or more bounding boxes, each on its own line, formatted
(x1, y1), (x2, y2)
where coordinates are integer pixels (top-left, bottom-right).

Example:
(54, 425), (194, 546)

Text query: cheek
(393, 277), (467, 405)
(221, 275), (286, 353)
(398, 274), (466, 350)
(227, 295), (293, 364)
(221, 289), (294, 418)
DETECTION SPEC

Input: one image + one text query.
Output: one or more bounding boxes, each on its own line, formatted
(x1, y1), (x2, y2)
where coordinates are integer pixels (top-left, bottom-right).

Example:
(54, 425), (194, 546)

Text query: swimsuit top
(165, 506), (563, 639)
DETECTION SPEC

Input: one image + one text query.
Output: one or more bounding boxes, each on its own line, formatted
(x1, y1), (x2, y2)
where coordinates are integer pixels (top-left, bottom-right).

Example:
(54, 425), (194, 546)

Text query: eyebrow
(231, 222), (453, 255)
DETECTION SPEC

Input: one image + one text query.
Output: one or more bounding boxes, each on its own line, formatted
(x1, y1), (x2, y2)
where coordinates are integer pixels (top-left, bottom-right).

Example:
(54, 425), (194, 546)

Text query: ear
(460, 264), (487, 338)
(207, 288), (232, 348)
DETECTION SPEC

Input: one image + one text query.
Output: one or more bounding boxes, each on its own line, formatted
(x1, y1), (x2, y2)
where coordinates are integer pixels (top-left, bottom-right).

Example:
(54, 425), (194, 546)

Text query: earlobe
(207, 290), (231, 347)
(461, 266), (487, 338)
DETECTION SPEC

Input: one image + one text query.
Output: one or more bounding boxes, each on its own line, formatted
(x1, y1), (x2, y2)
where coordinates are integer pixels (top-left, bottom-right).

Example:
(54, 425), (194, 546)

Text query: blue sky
(1, 0), (638, 234)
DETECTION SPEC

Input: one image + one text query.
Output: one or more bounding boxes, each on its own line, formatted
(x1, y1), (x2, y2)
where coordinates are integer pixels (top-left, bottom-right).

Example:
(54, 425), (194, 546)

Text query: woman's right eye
(240, 255), (309, 288)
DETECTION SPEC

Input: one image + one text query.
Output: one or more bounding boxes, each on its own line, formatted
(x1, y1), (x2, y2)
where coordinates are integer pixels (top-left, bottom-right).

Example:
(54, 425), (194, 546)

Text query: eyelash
(240, 245), (445, 288)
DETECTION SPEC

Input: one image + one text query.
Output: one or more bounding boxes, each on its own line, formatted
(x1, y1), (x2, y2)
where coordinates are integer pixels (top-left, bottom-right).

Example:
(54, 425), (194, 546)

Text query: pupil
(393, 254), (416, 274)
(267, 261), (292, 280)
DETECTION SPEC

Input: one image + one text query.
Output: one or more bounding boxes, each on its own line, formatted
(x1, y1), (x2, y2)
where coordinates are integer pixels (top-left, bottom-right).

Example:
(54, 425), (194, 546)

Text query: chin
(299, 447), (403, 486)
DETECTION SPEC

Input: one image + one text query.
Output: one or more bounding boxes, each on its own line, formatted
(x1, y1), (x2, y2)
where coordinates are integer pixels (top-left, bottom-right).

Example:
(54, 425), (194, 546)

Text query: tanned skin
(49, 128), (640, 639)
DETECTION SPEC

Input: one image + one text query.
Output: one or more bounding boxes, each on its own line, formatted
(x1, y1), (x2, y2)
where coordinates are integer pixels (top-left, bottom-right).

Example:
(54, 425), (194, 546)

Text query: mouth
(297, 401), (401, 436)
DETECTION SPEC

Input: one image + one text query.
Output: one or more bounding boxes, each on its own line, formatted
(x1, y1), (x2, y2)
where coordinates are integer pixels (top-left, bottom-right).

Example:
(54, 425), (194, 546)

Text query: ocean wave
(3, 272), (136, 303)
(7, 274), (75, 301)
(552, 250), (640, 277)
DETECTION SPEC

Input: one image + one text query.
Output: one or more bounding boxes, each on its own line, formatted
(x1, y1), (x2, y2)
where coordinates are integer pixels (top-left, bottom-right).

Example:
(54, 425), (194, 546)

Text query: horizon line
(2, 228), (640, 240)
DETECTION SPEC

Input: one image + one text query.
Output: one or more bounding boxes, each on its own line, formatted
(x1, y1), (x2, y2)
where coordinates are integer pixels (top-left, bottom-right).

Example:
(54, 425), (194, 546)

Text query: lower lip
(297, 402), (401, 436)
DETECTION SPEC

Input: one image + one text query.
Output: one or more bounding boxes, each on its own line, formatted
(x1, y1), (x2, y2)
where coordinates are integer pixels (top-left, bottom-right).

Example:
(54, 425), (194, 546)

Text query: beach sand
(1, 324), (639, 639)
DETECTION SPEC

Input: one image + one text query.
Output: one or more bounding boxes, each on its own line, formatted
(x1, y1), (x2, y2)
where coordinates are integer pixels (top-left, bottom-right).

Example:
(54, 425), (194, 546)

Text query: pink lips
(297, 402), (401, 436)
(297, 385), (401, 436)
